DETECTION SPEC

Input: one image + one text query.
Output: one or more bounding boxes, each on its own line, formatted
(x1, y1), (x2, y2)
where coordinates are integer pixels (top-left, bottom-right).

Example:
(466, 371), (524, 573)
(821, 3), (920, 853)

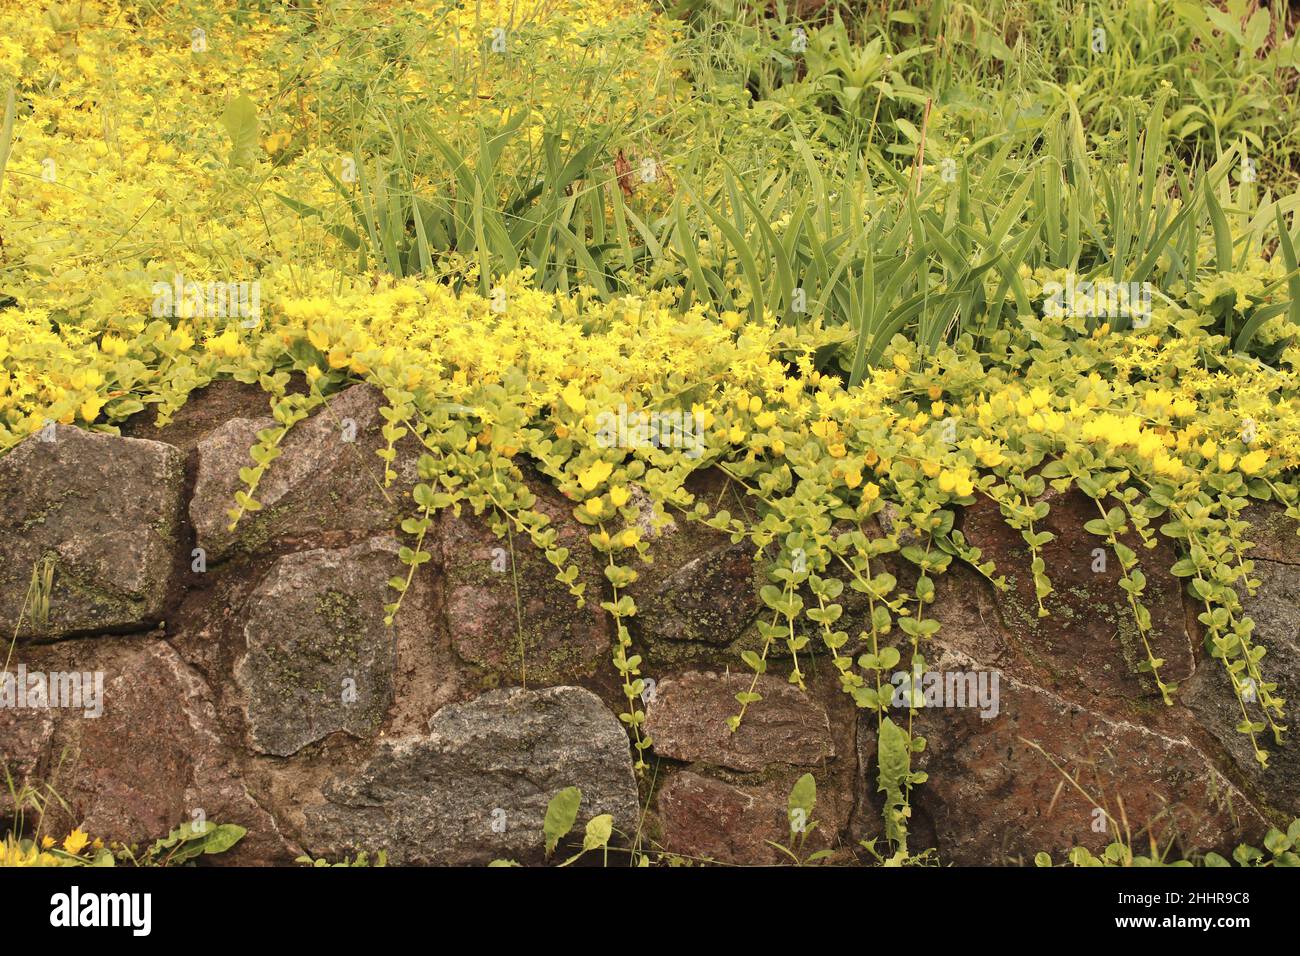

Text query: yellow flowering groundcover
(2, 0), (1300, 870)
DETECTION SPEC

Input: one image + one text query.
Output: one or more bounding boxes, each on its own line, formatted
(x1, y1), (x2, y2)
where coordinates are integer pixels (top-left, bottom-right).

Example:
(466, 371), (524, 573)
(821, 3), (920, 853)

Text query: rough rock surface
(303, 686), (638, 864)
(0, 636), (292, 864)
(655, 770), (846, 865)
(961, 486), (1195, 709)
(439, 469), (609, 684)
(3, 403), (1295, 866)
(0, 426), (183, 640)
(634, 538), (758, 644)
(1185, 505), (1300, 816)
(1241, 502), (1300, 564)
(0, 705), (54, 784)
(645, 671), (835, 771)
(902, 662), (1266, 865)
(851, 544), (1274, 864)
(236, 536), (401, 757)
(626, 470), (762, 645)
(189, 384), (414, 562)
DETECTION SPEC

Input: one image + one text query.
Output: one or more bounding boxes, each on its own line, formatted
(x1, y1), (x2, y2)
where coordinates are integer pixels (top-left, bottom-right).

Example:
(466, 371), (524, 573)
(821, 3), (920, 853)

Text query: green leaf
(542, 786), (581, 856)
(0, 86), (15, 194)
(582, 814), (613, 852)
(1272, 206), (1300, 337)
(147, 821), (246, 864)
(878, 719), (911, 789)
(1204, 178), (1234, 271)
(788, 772), (817, 832)
(1084, 518), (1112, 536)
(219, 94), (260, 169)
(199, 823), (247, 855)
(877, 716), (912, 850)
(1263, 828), (1292, 855)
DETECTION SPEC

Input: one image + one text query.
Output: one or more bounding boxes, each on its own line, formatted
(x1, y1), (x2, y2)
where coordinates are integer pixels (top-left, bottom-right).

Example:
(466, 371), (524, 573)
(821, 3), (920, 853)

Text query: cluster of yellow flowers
(4, 258), (1296, 495)
(1, 828), (103, 867)
(0, 0), (677, 326)
(0, 0), (682, 443)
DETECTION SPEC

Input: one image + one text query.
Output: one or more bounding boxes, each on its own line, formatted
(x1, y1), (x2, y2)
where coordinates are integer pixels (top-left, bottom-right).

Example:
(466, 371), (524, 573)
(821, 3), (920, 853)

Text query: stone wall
(2, 383), (1297, 865)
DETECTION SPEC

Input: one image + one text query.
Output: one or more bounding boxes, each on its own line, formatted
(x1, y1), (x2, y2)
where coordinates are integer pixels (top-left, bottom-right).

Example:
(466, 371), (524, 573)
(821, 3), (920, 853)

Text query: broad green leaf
(219, 94), (260, 169)
(543, 786), (581, 856)
(582, 814), (613, 852)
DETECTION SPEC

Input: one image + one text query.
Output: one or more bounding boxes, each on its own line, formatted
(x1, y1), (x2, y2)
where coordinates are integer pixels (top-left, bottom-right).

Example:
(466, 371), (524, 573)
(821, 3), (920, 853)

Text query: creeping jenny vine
(162, 266), (1300, 859)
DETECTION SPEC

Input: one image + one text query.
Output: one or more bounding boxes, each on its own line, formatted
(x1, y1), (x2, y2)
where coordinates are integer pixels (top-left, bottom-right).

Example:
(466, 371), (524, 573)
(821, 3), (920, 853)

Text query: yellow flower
(621, 528), (640, 547)
(100, 335), (130, 357)
(63, 829), (89, 856)
(264, 130), (293, 153)
(577, 459), (613, 492)
(1218, 452), (1237, 471)
(560, 382), (586, 414)
(41, 836), (54, 849)
(938, 467), (974, 497)
(209, 329), (251, 360)
(1082, 413), (1142, 448)
(862, 482), (881, 502)
(79, 395), (105, 422)
(1153, 451), (1184, 478)
(609, 485), (630, 507)
(1239, 449), (1268, 474)
(1137, 432), (1163, 460)
(968, 437), (1005, 468)
(584, 498), (604, 517)
(1142, 389), (1174, 414)
(1199, 439), (1217, 459)
(892, 353), (911, 373)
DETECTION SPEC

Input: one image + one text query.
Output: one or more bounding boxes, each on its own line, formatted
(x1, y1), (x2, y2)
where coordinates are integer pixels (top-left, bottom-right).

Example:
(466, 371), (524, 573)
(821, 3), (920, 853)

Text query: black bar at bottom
(0, 863), (1284, 942)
